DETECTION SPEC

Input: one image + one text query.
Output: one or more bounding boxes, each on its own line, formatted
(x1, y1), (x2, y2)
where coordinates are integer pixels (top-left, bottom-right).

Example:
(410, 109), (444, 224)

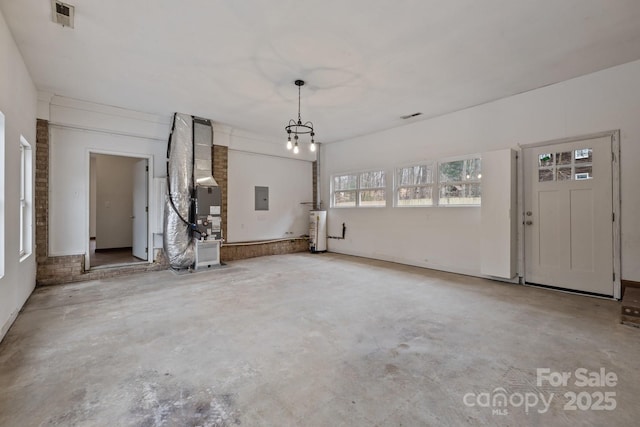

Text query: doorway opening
(89, 153), (149, 269)
(521, 131), (621, 298)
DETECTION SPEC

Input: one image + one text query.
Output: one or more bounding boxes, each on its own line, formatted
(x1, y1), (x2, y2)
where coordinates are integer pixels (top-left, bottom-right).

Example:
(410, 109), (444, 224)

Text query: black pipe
(328, 223), (346, 239)
(166, 114), (195, 228)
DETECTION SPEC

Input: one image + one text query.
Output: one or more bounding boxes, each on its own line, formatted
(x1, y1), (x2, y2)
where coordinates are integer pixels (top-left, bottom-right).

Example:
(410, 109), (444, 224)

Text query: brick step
(621, 288), (640, 327)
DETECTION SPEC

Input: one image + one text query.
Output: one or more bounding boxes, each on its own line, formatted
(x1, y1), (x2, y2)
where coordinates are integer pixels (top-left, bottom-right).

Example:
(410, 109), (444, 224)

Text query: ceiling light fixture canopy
(285, 79), (316, 153)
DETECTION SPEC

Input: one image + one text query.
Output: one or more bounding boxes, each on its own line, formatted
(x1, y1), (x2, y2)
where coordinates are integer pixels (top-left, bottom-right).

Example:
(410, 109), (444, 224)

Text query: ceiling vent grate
(400, 112), (423, 120)
(51, 0), (74, 28)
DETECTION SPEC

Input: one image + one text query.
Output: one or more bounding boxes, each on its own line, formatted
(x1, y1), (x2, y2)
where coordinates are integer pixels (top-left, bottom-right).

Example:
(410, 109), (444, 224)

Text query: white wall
(322, 59), (640, 282)
(48, 101), (169, 256)
(0, 9), (37, 341)
(227, 150), (312, 242)
(95, 154), (138, 249)
(47, 98), (316, 256)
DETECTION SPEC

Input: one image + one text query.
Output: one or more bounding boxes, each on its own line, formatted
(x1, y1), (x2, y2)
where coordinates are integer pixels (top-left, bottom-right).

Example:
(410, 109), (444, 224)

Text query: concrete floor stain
(129, 370), (241, 427)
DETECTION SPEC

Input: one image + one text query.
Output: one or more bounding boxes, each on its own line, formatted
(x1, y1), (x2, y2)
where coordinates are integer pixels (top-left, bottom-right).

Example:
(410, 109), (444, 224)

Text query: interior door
(524, 135), (613, 296)
(132, 159), (148, 260)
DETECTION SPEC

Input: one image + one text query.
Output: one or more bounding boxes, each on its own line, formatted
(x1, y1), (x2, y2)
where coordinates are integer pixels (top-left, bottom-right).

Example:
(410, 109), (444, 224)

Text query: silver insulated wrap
(164, 113), (195, 268)
(193, 118), (218, 187)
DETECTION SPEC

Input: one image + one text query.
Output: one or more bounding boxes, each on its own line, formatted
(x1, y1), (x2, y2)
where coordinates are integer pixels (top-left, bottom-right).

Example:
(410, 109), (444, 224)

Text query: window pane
(463, 158), (481, 180)
(360, 170), (385, 188)
(20, 145), (25, 200)
(440, 160), (464, 182)
(439, 184), (481, 205)
(575, 148), (592, 163)
(334, 190), (357, 207)
(359, 189), (386, 207)
(19, 204), (24, 255)
(333, 174), (357, 190)
(397, 165), (433, 186)
(397, 186), (433, 206)
(440, 158), (481, 182)
(575, 166), (593, 180)
(556, 151), (572, 165)
(538, 168), (554, 182)
(539, 153), (553, 167)
(557, 167), (572, 181)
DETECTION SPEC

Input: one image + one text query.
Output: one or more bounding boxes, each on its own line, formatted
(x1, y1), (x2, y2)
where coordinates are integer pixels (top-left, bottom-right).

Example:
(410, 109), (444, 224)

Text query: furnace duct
(193, 118), (218, 187)
(164, 113), (218, 269)
(164, 113), (194, 268)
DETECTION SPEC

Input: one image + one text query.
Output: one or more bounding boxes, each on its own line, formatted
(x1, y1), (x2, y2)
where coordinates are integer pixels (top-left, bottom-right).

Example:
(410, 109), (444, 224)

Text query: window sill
(331, 205), (387, 209)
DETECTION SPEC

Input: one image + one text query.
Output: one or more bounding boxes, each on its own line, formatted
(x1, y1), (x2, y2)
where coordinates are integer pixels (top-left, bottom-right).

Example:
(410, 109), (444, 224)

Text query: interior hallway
(0, 253), (638, 426)
(89, 239), (145, 268)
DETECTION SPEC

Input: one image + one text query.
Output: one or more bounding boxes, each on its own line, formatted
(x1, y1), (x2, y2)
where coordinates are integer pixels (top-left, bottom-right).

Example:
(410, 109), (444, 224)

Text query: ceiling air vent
(400, 112), (423, 120)
(51, 0), (74, 28)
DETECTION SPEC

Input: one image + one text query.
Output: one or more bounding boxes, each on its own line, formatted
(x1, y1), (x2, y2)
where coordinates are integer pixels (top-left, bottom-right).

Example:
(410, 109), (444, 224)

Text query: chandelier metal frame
(285, 80), (316, 153)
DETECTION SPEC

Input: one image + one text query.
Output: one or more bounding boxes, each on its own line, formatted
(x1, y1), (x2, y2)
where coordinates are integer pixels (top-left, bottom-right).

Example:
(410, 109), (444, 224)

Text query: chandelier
(285, 79), (316, 154)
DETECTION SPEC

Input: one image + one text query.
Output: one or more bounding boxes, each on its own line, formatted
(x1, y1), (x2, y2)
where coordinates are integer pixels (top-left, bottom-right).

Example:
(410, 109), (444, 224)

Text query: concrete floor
(0, 253), (638, 426)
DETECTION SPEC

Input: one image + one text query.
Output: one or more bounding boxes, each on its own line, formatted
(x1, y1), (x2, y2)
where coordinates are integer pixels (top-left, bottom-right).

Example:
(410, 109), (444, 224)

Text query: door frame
(517, 130), (621, 299)
(85, 149), (154, 271)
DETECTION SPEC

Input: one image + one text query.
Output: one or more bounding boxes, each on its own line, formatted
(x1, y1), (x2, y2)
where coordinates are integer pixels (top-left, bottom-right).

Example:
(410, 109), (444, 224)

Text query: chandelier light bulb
(285, 79), (316, 154)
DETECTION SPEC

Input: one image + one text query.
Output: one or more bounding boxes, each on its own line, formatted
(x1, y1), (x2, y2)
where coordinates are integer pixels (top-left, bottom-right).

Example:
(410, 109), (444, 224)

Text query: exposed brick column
(212, 145), (228, 241)
(312, 161), (318, 210)
(35, 119), (49, 267)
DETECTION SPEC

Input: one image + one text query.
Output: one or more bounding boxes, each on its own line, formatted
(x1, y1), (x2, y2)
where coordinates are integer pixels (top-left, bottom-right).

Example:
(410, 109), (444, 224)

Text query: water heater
(309, 210), (327, 253)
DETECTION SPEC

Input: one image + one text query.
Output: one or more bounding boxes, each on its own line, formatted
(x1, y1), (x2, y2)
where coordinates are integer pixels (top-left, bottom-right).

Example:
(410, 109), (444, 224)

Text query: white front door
(132, 159), (148, 260)
(524, 135), (614, 296)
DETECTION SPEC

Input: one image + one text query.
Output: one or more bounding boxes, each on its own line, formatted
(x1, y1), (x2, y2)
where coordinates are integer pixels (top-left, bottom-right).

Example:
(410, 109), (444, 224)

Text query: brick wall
(37, 251), (169, 286)
(34, 120), (168, 286)
(312, 160), (318, 209)
(35, 119), (49, 267)
(212, 145), (228, 240)
(35, 122), (308, 285)
(213, 144), (310, 261)
(221, 238), (308, 262)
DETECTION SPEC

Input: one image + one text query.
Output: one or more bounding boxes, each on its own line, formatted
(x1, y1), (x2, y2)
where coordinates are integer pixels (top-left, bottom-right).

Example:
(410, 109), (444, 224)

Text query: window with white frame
(332, 170), (386, 207)
(438, 157), (481, 206)
(395, 163), (435, 206)
(19, 136), (32, 258)
(333, 173), (358, 207)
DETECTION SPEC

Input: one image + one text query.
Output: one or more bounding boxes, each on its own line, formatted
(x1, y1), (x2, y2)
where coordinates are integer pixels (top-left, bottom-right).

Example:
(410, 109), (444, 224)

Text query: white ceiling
(3, 0), (640, 143)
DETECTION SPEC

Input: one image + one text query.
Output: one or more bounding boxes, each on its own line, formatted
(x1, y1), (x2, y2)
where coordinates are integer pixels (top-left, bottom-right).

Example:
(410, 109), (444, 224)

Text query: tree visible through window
(359, 170), (385, 207)
(332, 170), (386, 207)
(438, 158), (481, 205)
(396, 164), (435, 206)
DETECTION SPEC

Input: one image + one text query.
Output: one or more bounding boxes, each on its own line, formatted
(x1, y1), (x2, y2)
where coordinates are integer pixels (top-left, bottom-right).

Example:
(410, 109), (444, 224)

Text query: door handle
(131, 216), (135, 219)
(526, 220), (533, 225)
